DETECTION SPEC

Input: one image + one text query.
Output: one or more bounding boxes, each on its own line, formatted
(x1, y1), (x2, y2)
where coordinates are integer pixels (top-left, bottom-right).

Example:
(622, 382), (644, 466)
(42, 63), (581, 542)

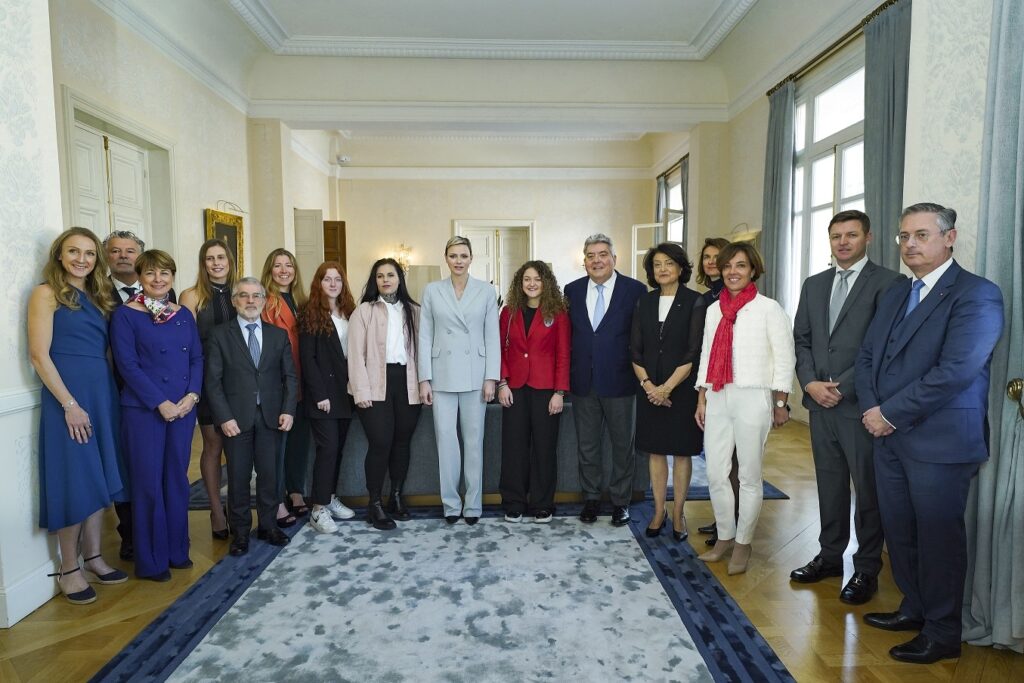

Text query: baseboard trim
(0, 561), (57, 629)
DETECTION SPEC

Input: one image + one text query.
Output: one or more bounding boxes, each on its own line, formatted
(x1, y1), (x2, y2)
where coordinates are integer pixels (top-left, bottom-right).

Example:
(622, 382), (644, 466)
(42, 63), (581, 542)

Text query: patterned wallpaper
(903, 0), (994, 270)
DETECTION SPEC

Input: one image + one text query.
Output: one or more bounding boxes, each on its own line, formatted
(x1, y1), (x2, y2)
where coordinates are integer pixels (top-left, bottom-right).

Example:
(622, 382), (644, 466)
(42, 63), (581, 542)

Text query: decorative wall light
(395, 243), (412, 272)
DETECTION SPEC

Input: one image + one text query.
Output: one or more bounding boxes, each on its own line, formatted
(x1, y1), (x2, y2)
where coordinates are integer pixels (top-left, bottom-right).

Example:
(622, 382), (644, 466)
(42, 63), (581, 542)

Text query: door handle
(1008, 378), (1024, 419)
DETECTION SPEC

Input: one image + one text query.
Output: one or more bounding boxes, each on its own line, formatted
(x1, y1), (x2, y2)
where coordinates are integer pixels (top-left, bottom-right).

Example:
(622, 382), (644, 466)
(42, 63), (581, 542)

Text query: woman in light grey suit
(418, 236), (500, 524)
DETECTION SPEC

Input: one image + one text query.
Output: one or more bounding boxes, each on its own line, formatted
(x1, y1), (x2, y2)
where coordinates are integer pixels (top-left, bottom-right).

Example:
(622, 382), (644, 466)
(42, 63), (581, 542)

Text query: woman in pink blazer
(348, 258), (423, 531)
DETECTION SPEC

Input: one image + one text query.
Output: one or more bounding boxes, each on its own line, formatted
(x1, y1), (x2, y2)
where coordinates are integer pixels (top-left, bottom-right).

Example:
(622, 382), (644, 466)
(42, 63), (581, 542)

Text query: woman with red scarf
(694, 242), (794, 575)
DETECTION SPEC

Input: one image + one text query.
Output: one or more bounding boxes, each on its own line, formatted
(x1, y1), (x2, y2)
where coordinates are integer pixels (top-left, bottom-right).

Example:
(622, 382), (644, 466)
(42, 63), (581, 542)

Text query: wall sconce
(395, 243), (412, 272)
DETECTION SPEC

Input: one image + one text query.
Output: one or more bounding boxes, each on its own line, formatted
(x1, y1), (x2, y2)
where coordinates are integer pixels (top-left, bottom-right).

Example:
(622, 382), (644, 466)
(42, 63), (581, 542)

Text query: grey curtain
(963, 0), (1024, 654)
(760, 81), (795, 305)
(655, 174), (668, 222)
(863, 0), (911, 269)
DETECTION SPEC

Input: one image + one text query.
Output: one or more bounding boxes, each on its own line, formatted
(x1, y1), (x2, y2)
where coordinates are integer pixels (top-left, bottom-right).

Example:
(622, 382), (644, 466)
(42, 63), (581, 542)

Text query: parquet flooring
(1, 423), (1021, 681)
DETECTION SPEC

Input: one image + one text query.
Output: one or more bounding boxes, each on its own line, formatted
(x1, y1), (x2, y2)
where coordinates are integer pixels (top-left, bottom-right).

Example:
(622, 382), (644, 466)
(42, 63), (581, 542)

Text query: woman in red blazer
(497, 260), (570, 523)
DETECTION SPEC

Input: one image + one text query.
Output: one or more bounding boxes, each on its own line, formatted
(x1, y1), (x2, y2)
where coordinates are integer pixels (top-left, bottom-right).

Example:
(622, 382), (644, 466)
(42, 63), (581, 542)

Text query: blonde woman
(180, 239), (236, 539)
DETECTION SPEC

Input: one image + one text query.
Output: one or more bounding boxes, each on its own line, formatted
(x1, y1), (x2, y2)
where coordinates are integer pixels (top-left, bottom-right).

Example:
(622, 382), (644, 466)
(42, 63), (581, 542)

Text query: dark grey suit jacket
(204, 318), (298, 431)
(794, 260), (904, 418)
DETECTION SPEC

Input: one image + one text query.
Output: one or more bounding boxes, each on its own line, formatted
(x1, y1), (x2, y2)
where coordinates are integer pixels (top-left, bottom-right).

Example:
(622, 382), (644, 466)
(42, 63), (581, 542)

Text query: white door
(461, 227), (497, 295)
(632, 222), (662, 283)
(107, 137), (150, 242)
(497, 228), (530, 301)
(294, 208), (324, 284)
(71, 123), (108, 234)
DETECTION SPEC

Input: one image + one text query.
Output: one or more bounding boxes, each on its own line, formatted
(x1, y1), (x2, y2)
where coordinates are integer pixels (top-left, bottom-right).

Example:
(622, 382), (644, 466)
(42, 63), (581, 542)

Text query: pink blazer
(347, 300), (422, 405)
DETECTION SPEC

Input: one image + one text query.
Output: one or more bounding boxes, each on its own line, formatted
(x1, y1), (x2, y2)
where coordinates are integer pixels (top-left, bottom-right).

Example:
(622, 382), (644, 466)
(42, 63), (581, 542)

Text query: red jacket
(499, 306), (570, 391)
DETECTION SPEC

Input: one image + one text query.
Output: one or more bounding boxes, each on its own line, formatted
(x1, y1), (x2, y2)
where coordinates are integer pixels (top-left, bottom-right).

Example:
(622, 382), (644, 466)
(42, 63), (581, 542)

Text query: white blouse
(382, 298), (407, 365)
(331, 313), (349, 356)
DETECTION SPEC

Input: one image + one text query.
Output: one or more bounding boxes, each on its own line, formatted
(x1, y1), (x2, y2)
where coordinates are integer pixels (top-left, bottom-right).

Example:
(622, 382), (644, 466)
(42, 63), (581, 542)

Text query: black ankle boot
(386, 480), (411, 521)
(368, 499), (397, 531)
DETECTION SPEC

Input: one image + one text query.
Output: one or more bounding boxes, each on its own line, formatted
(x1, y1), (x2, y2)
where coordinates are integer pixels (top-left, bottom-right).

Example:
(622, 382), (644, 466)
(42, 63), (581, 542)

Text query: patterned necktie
(122, 286), (137, 300)
(593, 283), (606, 329)
(246, 323), (261, 366)
(828, 270), (852, 332)
(904, 279), (925, 318)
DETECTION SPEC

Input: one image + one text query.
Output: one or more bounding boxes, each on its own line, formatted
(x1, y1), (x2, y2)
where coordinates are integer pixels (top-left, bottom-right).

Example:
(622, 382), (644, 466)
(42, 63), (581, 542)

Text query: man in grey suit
(790, 210), (904, 604)
(205, 277), (298, 556)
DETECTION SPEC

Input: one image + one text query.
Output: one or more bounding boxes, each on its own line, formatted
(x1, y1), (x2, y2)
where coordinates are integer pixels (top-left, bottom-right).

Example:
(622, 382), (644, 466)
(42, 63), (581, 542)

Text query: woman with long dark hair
(299, 261), (358, 533)
(348, 258), (423, 530)
(497, 260), (569, 523)
(630, 243), (706, 541)
(180, 239), (236, 540)
(260, 248), (310, 527)
(29, 227), (127, 604)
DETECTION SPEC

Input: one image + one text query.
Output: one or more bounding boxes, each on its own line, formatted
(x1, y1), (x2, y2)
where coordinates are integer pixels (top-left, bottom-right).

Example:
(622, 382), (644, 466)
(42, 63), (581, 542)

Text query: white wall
(0, 0), (67, 628)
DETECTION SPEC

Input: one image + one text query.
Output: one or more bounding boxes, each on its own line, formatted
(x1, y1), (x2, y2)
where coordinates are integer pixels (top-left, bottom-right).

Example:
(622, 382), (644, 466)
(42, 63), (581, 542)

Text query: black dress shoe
(445, 515), (460, 525)
(257, 527), (290, 546)
(863, 611), (925, 632)
(229, 536), (249, 556)
(697, 522), (717, 535)
(889, 634), (960, 664)
(368, 500), (397, 531)
(790, 556), (844, 583)
(119, 539), (134, 562)
(141, 570), (172, 582)
(170, 559), (194, 570)
(705, 533), (718, 546)
(611, 505), (630, 527)
(840, 572), (878, 605)
(464, 516), (480, 526)
(579, 500), (600, 523)
(645, 514), (666, 537)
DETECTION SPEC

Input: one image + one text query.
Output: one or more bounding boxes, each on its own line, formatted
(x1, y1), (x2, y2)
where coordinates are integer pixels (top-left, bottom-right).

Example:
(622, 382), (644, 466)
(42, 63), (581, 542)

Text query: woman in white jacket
(694, 242), (794, 575)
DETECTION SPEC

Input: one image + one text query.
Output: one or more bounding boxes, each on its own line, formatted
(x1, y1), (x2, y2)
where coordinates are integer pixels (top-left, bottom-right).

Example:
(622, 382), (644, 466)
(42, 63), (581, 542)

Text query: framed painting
(204, 209), (244, 274)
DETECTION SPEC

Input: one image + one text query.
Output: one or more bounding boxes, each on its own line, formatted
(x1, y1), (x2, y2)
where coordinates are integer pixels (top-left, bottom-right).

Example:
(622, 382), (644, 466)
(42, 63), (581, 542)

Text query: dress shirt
(236, 316), (263, 350)
(381, 298), (407, 365)
(331, 313), (349, 355)
(830, 255), (869, 297)
(112, 276), (140, 302)
(912, 257), (954, 303)
(585, 271), (617, 326)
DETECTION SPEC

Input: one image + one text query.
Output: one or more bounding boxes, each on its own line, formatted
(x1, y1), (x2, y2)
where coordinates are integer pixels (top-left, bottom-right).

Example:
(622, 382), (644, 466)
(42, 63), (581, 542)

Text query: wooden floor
(2, 422), (1022, 682)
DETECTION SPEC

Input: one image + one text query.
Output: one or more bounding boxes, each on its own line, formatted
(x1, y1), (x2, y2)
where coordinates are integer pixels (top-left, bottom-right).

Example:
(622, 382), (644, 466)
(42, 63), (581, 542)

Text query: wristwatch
(774, 399), (787, 408)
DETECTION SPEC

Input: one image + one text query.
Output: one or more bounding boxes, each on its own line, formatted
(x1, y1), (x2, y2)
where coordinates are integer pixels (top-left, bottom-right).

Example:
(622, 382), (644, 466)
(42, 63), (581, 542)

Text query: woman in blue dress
(111, 250), (203, 581)
(28, 227), (128, 605)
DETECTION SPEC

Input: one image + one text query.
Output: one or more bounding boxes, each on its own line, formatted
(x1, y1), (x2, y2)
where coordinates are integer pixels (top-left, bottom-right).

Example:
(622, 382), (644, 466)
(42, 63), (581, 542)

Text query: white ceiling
(227, 0), (757, 60)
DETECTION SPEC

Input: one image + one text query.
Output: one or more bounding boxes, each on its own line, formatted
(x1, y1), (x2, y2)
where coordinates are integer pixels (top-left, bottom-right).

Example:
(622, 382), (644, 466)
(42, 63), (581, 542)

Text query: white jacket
(696, 293), (795, 393)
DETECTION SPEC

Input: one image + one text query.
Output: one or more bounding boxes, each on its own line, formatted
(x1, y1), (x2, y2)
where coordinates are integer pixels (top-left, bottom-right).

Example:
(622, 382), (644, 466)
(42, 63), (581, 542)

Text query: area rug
(91, 504), (792, 682)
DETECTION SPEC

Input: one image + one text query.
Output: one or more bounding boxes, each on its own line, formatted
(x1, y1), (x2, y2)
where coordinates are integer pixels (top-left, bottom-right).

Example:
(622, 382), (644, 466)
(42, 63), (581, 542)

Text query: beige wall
(49, 0), (251, 286)
(338, 179), (653, 288)
(903, 0), (993, 268)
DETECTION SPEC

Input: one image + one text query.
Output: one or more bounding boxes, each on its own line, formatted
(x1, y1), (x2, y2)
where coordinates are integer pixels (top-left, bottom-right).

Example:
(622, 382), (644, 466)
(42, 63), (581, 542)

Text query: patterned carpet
(91, 504), (792, 683)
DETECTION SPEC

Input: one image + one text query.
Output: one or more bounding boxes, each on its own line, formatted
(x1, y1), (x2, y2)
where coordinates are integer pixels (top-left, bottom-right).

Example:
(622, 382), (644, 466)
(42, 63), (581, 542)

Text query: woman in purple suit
(110, 250), (203, 581)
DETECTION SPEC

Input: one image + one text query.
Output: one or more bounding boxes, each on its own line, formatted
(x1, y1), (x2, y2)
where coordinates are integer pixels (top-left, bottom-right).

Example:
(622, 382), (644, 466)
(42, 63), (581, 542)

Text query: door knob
(1008, 378), (1024, 419)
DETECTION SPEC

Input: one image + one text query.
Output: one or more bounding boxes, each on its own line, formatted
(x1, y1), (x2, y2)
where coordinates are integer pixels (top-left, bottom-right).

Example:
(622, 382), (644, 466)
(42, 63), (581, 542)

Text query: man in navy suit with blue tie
(855, 203), (1003, 664)
(564, 234), (646, 525)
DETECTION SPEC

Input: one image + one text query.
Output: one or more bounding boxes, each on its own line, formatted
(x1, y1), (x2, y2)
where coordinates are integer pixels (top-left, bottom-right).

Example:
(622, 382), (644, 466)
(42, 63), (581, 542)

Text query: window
(657, 156), (689, 244)
(790, 43), (865, 312)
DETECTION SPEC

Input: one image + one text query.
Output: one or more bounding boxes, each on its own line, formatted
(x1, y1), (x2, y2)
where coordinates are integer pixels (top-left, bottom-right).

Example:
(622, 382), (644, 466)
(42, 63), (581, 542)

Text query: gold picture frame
(204, 209), (244, 274)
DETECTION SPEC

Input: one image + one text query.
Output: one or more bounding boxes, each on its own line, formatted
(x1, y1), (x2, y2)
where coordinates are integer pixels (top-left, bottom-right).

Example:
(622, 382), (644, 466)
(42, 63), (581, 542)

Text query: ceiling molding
(229, 0), (755, 61)
(90, 0), (249, 114)
(289, 135), (333, 175)
(652, 138), (691, 174)
(345, 132), (645, 143)
(252, 100), (727, 134)
(726, 0), (877, 118)
(333, 166), (654, 181)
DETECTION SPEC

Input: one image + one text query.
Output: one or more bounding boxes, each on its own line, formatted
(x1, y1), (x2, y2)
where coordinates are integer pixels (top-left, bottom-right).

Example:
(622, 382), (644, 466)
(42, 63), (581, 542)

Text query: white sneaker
(326, 495), (355, 520)
(309, 507), (338, 533)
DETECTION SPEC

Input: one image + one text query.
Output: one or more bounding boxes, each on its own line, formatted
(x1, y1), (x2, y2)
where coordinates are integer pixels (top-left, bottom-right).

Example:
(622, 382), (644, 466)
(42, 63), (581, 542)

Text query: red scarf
(706, 282), (757, 391)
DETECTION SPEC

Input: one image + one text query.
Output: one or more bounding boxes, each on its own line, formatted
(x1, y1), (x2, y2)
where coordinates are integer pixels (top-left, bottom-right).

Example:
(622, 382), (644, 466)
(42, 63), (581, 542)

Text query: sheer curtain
(760, 81), (795, 306)
(963, 0), (1024, 654)
(863, 0), (911, 268)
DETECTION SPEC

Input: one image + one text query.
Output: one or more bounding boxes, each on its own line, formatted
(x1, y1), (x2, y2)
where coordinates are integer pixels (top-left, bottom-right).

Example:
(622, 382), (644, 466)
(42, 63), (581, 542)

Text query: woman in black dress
(631, 243), (706, 541)
(179, 239), (236, 539)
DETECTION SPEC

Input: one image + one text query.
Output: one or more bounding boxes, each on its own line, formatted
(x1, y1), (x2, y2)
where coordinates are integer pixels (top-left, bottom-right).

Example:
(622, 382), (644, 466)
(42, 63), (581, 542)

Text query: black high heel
(645, 511), (667, 538)
(212, 503), (229, 540)
(672, 516), (689, 542)
(48, 566), (97, 604)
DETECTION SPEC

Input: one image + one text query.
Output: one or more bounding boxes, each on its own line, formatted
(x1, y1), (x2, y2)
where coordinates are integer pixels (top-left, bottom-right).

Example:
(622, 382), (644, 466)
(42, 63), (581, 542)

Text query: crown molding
(253, 100), (726, 134)
(289, 135), (333, 176)
(229, 0), (755, 61)
(652, 138), (691, 175)
(91, 0), (250, 114)
(333, 167), (654, 181)
(346, 132), (645, 143)
(726, 0), (877, 118)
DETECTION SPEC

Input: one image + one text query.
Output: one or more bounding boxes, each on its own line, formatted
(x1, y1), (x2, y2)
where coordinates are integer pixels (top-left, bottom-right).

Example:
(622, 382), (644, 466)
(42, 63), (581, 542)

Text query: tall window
(657, 156), (688, 243)
(790, 43), (865, 309)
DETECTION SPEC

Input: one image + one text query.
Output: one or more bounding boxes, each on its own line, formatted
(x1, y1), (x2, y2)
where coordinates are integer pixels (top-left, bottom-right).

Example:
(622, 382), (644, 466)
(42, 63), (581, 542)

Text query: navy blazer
(564, 271), (646, 397)
(854, 260), (1003, 464)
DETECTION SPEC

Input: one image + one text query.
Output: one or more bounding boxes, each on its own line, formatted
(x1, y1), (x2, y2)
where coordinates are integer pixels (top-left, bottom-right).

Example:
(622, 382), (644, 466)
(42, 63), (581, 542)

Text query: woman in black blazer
(631, 243), (706, 541)
(298, 261), (357, 534)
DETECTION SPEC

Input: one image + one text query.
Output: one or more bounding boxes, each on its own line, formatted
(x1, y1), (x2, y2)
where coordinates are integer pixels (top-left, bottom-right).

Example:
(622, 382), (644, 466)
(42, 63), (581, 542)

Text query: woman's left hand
(482, 379), (496, 402)
(158, 400), (179, 422)
(174, 393), (198, 418)
(648, 384), (673, 407)
(772, 406), (790, 428)
(548, 392), (564, 416)
(64, 404), (92, 444)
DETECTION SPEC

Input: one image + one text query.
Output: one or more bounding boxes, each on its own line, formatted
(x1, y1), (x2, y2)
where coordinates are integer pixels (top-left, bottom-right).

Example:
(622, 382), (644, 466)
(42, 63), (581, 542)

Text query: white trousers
(432, 390), (487, 517)
(704, 385), (772, 545)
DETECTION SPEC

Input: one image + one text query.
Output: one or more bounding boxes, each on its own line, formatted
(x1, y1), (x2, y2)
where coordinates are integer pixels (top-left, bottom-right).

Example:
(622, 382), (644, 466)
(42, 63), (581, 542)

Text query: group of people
(32, 201), (1003, 665)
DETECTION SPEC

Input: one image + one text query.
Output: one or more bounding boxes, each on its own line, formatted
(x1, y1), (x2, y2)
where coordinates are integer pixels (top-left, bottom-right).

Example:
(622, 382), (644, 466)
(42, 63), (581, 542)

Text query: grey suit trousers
(571, 392), (636, 506)
(224, 417), (281, 533)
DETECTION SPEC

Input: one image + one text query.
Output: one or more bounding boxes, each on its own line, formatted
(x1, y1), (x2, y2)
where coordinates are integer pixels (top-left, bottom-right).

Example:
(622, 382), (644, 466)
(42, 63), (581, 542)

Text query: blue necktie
(904, 280), (925, 319)
(593, 283), (606, 329)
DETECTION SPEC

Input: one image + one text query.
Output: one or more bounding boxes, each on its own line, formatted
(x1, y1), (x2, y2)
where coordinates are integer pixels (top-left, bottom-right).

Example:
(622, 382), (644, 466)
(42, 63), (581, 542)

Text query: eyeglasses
(895, 230), (946, 245)
(233, 292), (265, 301)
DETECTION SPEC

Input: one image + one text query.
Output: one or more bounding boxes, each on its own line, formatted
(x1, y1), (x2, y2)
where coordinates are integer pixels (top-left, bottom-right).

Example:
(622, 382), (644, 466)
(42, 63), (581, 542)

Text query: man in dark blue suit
(564, 233), (646, 525)
(855, 203), (1004, 664)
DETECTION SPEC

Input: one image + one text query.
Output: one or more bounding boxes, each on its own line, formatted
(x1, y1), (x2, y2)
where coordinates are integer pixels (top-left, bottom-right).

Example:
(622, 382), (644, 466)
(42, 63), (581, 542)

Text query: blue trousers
(121, 406), (195, 578)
